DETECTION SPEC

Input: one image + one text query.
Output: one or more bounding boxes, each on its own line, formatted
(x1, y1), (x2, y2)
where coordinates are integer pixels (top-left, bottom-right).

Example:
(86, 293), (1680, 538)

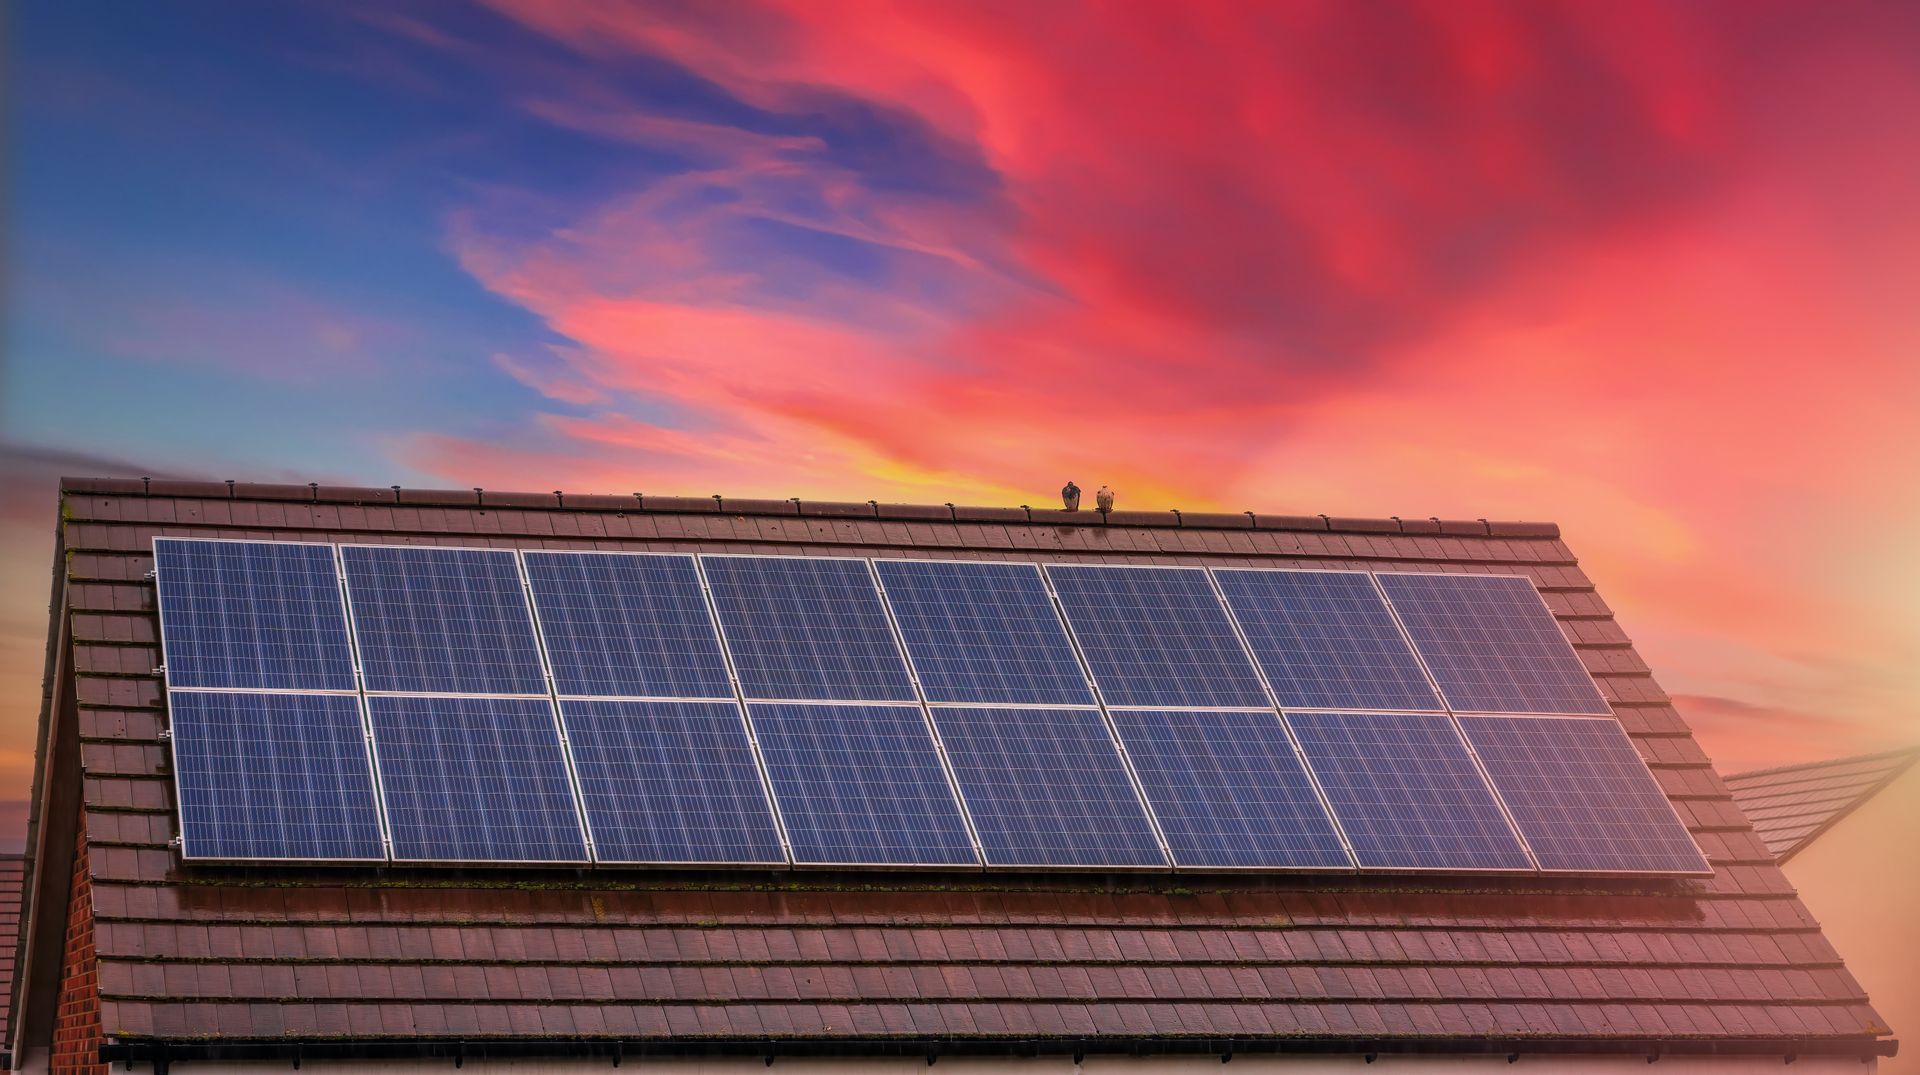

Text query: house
(3, 476), (1898, 1072)
(1728, 748), (1920, 1074)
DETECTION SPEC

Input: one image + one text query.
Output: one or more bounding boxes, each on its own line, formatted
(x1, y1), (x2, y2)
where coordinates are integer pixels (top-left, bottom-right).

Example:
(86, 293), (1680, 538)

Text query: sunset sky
(5, 0), (1920, 806)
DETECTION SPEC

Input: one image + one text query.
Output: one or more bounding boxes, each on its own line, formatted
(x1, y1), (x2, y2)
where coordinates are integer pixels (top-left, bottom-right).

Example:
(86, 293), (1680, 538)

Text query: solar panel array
(154, 538), (1708, 876)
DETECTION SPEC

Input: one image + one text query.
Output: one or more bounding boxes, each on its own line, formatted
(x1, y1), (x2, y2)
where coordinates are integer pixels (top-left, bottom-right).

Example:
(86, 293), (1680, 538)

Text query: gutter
(102, 1035), (1898, 1072)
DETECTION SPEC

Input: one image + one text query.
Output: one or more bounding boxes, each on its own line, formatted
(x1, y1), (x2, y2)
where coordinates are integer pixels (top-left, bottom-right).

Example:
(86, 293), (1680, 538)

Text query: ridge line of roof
(1724, 745), (1920, 784)
(56, 476), (1562, 539)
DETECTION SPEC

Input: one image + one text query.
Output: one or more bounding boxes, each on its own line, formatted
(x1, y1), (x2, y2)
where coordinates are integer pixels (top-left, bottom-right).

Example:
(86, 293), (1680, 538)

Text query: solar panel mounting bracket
(152, 664), (166, 675)
(156, 728), (171, 743)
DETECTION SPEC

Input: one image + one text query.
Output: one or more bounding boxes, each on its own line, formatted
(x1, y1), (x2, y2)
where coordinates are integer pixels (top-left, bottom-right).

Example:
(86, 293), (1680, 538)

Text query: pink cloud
(400, 0), (1920, 767)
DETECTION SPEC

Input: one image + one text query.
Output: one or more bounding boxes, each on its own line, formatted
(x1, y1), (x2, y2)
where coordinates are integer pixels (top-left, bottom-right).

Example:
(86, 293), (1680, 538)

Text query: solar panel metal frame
(698, 553), (920, 703)
(1282, 709), (1539, 874)
(908, 561), (1178, 869)
(1372, 570), (1613, 717)
(521, 549), (739, 703)
(871, 557), (1100, 708)
(554, 699), (790, 867)
(154, 537), (394, 863)
(1210, 566), (1445, 714)
(927, 705), (1172, 872)
(334, 544), (598, 864)
(364, 693), (594, 865)
(338, 543), (553, 699)
(1108, 709), (1356, 873)
(1456, 712), (1713, 877)
(518, 551), (793, 867)
(164, 690), (390, 863)
(1041, 561), (1276, 712)
(743, 699), (984, 870)
(151, 536), (363, 694)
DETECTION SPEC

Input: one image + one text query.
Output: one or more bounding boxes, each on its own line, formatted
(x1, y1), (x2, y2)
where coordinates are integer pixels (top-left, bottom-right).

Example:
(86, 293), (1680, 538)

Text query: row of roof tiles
(58, 477), (1560, 537)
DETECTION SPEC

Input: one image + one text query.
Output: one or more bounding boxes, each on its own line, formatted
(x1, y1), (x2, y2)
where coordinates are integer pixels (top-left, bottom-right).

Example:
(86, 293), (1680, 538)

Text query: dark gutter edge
(103, 1035), (1897, 1070)
(55, 476), (1560, 540)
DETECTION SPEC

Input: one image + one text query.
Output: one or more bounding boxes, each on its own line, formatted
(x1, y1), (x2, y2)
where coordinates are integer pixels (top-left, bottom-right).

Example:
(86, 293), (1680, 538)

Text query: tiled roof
(0, 853), (22, 1060)
(21, 477), (1896, 1063)
(1725, 748), (1920, 862)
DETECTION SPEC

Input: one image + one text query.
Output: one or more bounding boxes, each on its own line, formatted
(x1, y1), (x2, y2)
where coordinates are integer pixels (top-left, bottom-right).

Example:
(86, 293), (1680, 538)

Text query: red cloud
(400, 0), (1920, 768)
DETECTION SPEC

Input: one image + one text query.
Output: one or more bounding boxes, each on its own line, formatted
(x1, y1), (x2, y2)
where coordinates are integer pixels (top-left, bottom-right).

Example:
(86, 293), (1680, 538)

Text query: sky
(4, 0), (1920, 814)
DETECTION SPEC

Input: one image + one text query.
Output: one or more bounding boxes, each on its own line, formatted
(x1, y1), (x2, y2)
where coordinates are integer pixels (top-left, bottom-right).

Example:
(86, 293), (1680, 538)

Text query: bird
(1061, 480), (1082, 511)
(1095, 485), (1115, 513)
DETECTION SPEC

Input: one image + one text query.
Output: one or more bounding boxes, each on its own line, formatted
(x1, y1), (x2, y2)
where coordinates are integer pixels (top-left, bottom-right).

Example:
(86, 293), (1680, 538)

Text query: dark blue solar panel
(153, 539), (356, 691)
(748, 703), (976, 865)
(704, 557), (915, 701)
(1214, 569), (1441, 712)
(561, 700), (785, 864)
(1046, 566), (1269, 708)
(169, 692), (385, 860)
(367, 696), (587, 862)
(1109, 710), (1350, 869)
(342, 546), (547, 695)
(1375, 573), (1610, 715)
(874, 560), (1094, 705)
(524, 552), (733, 698)
(1287, 711), (1532, 870)
(929, 708), (1164, 867)
(1459, 716), (1710, 874)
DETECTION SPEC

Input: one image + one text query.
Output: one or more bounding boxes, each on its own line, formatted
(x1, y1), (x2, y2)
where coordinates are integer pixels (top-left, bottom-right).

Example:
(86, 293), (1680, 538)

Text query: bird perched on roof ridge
(1061, 480), (1081, 511)
(1095, 485), (1115, 513)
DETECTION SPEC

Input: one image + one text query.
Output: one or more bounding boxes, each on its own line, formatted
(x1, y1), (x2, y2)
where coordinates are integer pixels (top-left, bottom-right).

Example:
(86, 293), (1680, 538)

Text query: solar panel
(928, 708), (1164, 867)
(1108, 710), (1350, 869)
(153, 538), (356, 691)
(1214, 569), (1441, 712)
(1046, 566), (1269, 708)
(560, 699), (785, 864)
(1458, 716), (1710, 873)
(873, 560), (1094, 705)
(1375, 573), (1610, 715)
(703, 557), (916, 702)
(168, 691), (385, 860)
(342, 546), (547, 695)
(1286, 711), (1532, 870)
(523, 552), (732, 698)
(366, 696), (588, 862)
(747, 703), (977, 866)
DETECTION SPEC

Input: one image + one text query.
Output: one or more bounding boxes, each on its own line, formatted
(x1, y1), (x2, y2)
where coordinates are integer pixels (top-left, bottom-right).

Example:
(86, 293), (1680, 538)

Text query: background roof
(1726, 748), (1920, 862)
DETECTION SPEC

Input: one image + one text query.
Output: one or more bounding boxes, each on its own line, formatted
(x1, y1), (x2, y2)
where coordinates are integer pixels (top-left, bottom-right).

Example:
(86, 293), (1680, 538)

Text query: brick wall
(51, 820), (102, 1075)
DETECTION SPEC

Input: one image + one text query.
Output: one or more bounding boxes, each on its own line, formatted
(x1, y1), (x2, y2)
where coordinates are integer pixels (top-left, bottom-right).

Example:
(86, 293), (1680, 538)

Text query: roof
(1725, 748), (1920, 862)
(0, 853), (21, 1066)
(10, 477), (1895, 1065)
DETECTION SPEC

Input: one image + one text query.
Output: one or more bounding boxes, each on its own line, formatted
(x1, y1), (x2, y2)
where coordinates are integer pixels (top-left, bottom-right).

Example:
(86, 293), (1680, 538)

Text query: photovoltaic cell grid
(1047, 566), (1269, 708)
(929, 708), (1164, 867)
(153, 539), (357, 691)
(874, 560), (1095, 705)
(367, 696), (587, 862)
(1286, 711), (1532, 871)
(560, 700), (785, 864)
(1375, 572), (1610, 715)
(152, 537), (1699, 876)
(1215, 569), (1441, 712)
(523, 552), (733, 698)
(1459, 716), (1710, 873)
(748, 703), (977, 866)
(342, 546), (547, 695)
(1110, 710), (1350, 869)
(169, 692), (385, 860)
(704, 557), (916, 702)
